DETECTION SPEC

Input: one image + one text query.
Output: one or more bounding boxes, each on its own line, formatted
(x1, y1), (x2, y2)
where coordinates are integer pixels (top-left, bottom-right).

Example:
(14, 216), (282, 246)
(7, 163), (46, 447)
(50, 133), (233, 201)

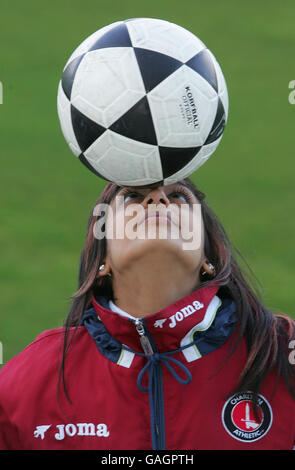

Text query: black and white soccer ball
(57, 18), (229, 186)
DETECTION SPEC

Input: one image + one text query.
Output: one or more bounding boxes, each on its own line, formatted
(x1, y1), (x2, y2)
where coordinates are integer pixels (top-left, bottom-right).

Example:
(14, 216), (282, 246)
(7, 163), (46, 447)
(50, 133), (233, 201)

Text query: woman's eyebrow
(168, 183), (195, 194)
(117, 183), (195, 198)
(118, 186), (151, 195)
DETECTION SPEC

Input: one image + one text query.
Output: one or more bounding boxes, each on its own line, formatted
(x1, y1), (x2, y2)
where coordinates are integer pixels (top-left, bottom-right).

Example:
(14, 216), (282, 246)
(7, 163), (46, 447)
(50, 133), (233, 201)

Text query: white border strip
(180, 295), (222, 362)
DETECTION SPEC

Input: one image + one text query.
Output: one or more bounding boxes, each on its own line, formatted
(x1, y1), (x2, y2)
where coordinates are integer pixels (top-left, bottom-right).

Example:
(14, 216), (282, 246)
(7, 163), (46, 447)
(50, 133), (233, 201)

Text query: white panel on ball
(148, 65), (218, 147)
(71, 48), (146, 128)
(83, 130), (163, 186)
(57, 82), (81, 157)
(126, 18), (205, 63)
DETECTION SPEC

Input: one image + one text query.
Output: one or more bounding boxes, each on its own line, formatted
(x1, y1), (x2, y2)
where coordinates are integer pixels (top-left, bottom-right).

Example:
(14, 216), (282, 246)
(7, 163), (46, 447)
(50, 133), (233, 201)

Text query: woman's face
(102, 182), (205, 275)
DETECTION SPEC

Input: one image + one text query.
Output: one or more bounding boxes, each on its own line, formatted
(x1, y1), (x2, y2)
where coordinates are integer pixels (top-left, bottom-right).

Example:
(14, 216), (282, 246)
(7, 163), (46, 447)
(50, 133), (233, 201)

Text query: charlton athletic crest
(222, 392), (273, 442)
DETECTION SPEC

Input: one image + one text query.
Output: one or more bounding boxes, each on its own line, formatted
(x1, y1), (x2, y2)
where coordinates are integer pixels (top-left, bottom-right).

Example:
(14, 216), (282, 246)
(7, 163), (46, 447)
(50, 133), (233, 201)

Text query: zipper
(134, 318), (154, 356)
(134, 318), (166, 450)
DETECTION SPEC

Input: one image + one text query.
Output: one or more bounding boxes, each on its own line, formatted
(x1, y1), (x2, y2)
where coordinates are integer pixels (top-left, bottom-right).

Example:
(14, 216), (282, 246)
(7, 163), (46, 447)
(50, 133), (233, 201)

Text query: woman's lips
(138, 211), (173, 226)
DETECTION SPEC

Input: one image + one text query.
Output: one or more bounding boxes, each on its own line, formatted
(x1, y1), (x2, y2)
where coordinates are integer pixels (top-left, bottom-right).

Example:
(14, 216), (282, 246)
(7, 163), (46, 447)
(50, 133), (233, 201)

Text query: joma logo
(154, 300), (204, 329)
(34, 422), (110, 441)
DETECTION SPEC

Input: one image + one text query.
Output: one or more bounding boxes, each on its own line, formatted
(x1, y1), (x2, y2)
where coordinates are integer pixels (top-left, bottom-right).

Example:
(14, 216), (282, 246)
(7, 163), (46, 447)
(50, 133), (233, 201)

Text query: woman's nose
(142, 188), (170, 207)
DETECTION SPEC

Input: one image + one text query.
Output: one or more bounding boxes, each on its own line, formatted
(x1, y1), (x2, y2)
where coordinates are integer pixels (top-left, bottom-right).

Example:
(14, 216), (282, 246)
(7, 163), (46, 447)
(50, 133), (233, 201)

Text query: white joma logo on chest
(34, 422), (110, 440)
(154, 300), (204, 329)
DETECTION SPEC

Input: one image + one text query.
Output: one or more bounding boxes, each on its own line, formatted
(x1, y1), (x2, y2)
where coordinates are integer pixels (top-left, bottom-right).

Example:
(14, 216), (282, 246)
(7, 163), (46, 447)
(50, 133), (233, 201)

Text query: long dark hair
(59, 177), (295, 411)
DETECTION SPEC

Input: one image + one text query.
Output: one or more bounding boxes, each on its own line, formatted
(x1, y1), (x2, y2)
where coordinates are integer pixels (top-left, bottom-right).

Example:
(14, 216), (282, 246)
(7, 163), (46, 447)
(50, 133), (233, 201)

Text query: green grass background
(0, 0), (294, 364)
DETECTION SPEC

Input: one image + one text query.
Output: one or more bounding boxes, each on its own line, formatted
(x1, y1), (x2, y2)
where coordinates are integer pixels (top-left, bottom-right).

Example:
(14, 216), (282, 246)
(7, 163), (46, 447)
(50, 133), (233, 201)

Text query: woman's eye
(168, 192), (188, 202)
(123, 192), (142, 202)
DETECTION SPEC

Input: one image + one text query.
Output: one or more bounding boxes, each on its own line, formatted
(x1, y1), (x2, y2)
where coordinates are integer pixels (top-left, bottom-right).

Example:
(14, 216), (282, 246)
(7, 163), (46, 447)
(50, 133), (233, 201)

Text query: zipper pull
(135, 319), (154, 356)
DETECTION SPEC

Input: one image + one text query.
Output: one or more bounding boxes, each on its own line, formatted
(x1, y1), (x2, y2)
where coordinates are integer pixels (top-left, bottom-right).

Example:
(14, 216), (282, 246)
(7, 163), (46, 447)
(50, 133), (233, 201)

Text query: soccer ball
(57, 18), (229, 186)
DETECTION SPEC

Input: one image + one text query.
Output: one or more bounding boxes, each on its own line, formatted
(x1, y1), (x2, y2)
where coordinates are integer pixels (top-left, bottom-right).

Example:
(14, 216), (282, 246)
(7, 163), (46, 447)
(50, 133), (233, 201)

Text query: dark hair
(59, 177), (295, 412)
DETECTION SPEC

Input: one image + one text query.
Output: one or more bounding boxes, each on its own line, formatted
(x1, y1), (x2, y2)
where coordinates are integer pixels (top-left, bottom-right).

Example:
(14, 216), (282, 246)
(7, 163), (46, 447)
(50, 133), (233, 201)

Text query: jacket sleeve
(0, 403), (21, 450)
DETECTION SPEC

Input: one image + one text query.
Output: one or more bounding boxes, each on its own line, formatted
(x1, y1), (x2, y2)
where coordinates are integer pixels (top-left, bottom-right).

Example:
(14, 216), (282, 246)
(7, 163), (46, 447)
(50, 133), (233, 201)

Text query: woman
(0, 178), (294, 450)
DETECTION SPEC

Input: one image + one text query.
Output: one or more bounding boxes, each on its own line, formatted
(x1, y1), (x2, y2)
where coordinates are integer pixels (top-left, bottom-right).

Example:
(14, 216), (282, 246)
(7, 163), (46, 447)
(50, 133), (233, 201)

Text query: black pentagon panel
(134, 48), (183, 93)
(159, 146), (201, 179)
(62, 54), (85, 100)
(204, 98), (226, 145)
(88, 23), (133, 51)
(110, 96), (158, 146)
(71, 105), (106, 152)
(79, 153), (110, 181)
(186, 49), (218, 93)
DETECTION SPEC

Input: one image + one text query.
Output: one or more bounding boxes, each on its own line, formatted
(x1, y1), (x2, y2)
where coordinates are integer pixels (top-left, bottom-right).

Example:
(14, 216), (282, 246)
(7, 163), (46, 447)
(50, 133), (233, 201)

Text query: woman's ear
(97, 262), (112, 278)
(200, 261), (215, 277)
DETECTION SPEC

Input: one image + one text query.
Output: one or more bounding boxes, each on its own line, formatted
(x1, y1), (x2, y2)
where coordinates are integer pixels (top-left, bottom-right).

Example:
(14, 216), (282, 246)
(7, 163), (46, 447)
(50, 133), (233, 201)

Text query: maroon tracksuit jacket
(0, 285), (294, 450)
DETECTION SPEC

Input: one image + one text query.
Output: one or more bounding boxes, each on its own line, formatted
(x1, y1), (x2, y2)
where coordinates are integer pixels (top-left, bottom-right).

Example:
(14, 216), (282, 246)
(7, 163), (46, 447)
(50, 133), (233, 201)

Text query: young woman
(0, 178), (294, 450)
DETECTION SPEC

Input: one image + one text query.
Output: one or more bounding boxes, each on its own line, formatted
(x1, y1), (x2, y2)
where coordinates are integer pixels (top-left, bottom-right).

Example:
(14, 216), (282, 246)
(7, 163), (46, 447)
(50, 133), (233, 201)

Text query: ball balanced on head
(57, 18), (229, 186)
